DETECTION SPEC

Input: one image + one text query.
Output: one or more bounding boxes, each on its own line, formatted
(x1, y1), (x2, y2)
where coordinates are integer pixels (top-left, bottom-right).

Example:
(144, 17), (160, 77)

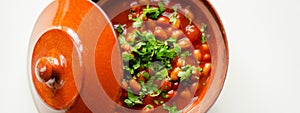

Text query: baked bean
(131, 5), (140, 12)
(171, 30), (184, 39)
(190, 83), (198, 92)
(146, 19), (156, 30)
(160, 78), (172, 91)
(166, 27), (173, 35)
(201, 44), (209, 53)
(138, 0), (150, 4)
(180, 88), (191, 100)
(177, 38), (191, 49)
(185, 25), (200, 42)
(203, 54), (211, 61)
(170, 67), (181, 81)
(173, 82), (179, 90)
(173, 18), (181, 28)
(203, 63), (211, 77)
(137, 71), (146, 82)
(121, 79), (128, 89)
(193, 49), (202, 61)
(154, 27), (168, 40)
(129, 79), (141, 92)
(176, 58), (185, 67)
(157, 16), (169, 23)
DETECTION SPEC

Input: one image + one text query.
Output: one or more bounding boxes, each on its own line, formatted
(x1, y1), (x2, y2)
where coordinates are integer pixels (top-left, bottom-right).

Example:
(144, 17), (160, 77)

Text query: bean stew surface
(103, 0), (212, 112)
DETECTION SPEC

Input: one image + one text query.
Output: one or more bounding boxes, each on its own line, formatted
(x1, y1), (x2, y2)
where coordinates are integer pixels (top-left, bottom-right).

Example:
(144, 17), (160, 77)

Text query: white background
(1, 0), (300, 113)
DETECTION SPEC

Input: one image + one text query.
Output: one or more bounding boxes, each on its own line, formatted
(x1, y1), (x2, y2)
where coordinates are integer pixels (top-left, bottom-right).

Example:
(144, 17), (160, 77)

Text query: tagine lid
(28, 0), (122, 111)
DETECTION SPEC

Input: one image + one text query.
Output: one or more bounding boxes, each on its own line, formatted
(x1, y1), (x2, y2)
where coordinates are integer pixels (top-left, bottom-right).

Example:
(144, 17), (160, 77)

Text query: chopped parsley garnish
(143, 2), (165, 19)
(158, 2), (165, 12)
(118, 34), (127, 45)
(117, 2), (210, 110)
(178, 65), (198, 82)
(132, 18), (143, 28)
(145, 104), (154, 109)
(125, 30), (177, 72)
(114, 24), (124, 34)
(124, 88), (143, 107)
(161, 91), (169, 98)
(122, 52), (134, 62)
(180, 51), (191, 60)
(154, 100), (159, 105)
(162, 104), (180, 113)
(201, 23), (208, 43)
(169, 8), (178, 25)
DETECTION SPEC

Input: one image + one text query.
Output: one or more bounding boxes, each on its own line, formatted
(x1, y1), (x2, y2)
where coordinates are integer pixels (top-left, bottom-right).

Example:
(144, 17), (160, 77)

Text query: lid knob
(35, 53), (67, 89)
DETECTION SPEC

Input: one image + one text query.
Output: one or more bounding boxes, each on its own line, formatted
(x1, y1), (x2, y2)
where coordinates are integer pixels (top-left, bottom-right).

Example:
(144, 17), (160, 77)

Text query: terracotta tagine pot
(28, 0), (228, 113)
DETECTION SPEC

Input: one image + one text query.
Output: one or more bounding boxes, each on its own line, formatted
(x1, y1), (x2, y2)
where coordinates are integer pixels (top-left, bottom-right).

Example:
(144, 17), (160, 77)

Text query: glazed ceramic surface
(28, 0), (228, 113)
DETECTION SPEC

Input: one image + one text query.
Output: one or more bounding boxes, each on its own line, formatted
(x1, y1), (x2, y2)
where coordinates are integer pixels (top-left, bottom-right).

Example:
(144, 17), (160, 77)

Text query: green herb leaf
(122, 52), (134, 62)
(145, 104), (154, 110)
(118, 34), (127, 45)
(178, 65), (195, 82)
(162, 104), (180, 113)
(154, 100), (159, 105)
(133, 18), (143, 28)
(115, 24), (124, 34)
(201, 23), (207, 43)
(173, 43), (181, 54)
(180, 51), (191, 59)
(169, 12), (177, 25)
(158, 2), (165, 13)
(165, 38), (177, 43)
(143, 3), (164, 19)
(161, 91), (169, 98)
(169, 7), (178, 25)
(124, 88), (143, 107)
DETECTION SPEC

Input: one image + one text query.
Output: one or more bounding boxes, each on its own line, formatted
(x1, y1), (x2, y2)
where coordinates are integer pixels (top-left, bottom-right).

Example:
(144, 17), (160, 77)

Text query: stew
(110, 1), (212, 113)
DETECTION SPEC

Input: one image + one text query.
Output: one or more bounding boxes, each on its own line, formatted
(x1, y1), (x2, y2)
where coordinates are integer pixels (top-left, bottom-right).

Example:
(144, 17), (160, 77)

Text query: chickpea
(203, 54), (211, 61)
(203, 63), (211, 77)
(171, 30), (184, 39)
(129, 79), (141, 92)
(193, 49), (202, 61)
(157, 16), (169, 23)
(170, 67), (181, 81)
(180, 88), (191, 100)
(177, 38), (191, 49)
(154, 27), (168, 40)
